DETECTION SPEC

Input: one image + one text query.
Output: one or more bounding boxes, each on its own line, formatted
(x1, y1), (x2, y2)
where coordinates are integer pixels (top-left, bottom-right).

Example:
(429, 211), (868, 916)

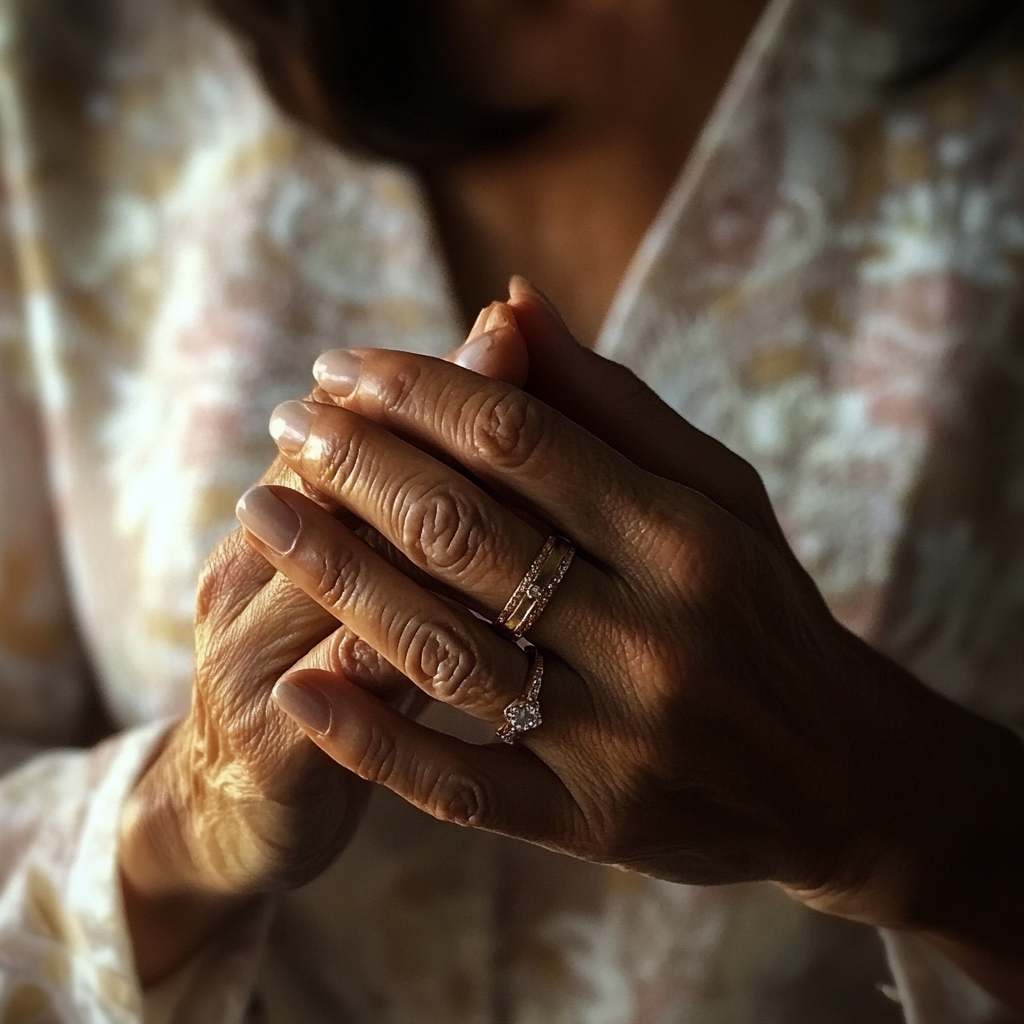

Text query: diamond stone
(504, 700), (542, 732)
(526, 584), (542, 600)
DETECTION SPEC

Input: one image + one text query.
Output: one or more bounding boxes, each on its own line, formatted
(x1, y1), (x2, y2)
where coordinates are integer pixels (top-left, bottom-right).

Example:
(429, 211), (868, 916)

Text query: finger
(309, 349), (656, 565)
(199, 443), (353, 636)
(229, 569), (416, 708)
(446, 300), (530, 387)
(302, 307), (527, 478)
(263, 400), (613, 651)
(201, 550), (424, 803)
(237, 483), (552, 725)
(200, 564), (340, 692)
(289, 625), (425, 716)
(506, 276), (786, 547)
(269, 668), (585, 848)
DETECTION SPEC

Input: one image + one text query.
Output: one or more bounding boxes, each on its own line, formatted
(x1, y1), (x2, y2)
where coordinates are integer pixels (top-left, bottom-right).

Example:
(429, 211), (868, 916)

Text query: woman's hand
(116, 453), (415, 984)
(241, 282), (1024, 1006)
(116, 304), (530, 987)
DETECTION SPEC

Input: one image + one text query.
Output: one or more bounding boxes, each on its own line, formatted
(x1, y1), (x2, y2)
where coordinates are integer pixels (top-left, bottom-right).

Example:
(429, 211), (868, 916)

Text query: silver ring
(496, 648), (544, 744)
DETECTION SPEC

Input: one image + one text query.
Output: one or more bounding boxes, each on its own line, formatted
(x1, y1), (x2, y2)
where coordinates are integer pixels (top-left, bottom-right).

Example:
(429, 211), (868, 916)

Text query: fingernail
(509, 275), (563, 323)
(468, 305), (491, 339)
(313, 349), (363, 396)
(236, 486), (300, 554)
(272, 677), (333, 734)
(482, 302), (510, 333)
(467, 302), (511, 342)
(270, 401), (314, 455)
(453, 330), (497, 373)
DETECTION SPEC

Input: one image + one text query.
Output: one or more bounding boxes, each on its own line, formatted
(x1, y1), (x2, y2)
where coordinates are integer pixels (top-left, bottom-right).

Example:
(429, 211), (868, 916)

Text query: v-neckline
(592, 0), (797, 361)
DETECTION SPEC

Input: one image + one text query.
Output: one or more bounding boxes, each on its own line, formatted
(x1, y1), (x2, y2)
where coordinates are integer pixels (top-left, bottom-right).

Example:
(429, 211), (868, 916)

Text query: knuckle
(599, 820), (646, 865)
(313, 545), (361, 611)
(353, 723), (398, 785)
(314, 424), (361, 495)
(403, 621), (484, 704)
(401, 484), (491, 574)
(194, 556), (225, 621)
(627, 504), (695, 577)
(666, 541), (728, 601)
(572, 799), (626, 862)
(195, 536), (252, 625)
(575, 782), (651, 864)
(642, 497), (739, 589)
(465, 391), (546, 471)
(326, 629), (377, 680)
(325, 628), (360, 676)
(374, 364), (424, 417)
(422, 769), (492, 828)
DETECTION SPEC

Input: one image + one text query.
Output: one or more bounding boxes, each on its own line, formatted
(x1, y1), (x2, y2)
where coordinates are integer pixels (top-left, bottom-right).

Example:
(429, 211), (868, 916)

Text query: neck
(424, 1), (767, 346)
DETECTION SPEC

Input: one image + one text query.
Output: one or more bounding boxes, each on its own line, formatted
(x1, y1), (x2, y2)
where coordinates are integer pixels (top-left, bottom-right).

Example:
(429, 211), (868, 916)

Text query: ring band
(496, 648), (545, 744)
(494, 535), (575, 641)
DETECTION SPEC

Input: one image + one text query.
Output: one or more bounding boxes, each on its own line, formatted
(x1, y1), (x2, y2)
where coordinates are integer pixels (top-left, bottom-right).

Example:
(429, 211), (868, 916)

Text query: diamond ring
(496, 648), (545, 744)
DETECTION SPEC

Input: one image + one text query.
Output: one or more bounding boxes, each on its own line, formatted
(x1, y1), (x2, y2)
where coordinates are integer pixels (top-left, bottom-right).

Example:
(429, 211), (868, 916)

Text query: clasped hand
(120, 282), (1024, 995)
(238, 284), (1016, 942)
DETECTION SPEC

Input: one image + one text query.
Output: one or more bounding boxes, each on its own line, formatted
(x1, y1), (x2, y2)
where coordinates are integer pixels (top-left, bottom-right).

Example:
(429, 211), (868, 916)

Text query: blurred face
(440, 0), (770, 148)
(442, 0), (769, 144)
(445, 0), (648, 107)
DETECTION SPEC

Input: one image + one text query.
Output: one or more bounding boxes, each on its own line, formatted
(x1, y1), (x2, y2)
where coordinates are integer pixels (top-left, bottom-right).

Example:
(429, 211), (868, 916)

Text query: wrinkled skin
(245, 293), (995, 908)
(245, 284), (1024, 1008)
(117, 310), (525, 985)
(122, 466), (383, 901)
(122, 284), (1024, 1007)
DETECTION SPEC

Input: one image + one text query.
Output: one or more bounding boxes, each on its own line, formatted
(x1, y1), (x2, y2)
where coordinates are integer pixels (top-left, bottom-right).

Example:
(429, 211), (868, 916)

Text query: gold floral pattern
(0, 0), (1021, 1020)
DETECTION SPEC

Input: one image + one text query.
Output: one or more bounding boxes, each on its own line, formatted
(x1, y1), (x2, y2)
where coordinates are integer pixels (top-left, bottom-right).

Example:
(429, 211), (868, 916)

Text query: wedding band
(494, 535), (575, 641)
(496, 648), (545, 744)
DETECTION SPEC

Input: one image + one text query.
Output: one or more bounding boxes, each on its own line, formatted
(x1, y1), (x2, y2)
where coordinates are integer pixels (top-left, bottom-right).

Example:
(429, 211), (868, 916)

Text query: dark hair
(207, 0), (548, 165)
(891, 0), (1024, 87)
(209, 0), (1024, 164)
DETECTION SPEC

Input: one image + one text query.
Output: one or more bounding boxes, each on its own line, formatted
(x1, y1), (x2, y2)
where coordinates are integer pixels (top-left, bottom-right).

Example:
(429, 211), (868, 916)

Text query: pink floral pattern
(0, 0), (1021, 1020)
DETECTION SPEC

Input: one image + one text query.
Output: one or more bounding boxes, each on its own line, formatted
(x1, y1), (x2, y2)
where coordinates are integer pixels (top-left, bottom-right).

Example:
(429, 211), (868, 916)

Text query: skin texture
(427, 0), (768, 343)
(119, 0), (765, 984)
(250, 284), (1024, 1011)
(118, 316), (515, 985)
(118, 318), (519, 987)
(120, 277), (1024, 1009)
(118, 458), (419, 983)
(117, 0), (1024, 1005)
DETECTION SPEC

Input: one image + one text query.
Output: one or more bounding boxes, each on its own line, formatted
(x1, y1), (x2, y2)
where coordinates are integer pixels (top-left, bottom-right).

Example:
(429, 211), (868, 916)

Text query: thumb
(446, 301), (529, 388)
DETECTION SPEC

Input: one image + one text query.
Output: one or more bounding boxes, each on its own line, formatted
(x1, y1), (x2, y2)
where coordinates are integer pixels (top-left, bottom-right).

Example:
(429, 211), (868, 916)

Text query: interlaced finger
(310, 349), (662, 569)
(237, 483), (570, 727)
(271, 668), (588, 850)
(266, 399), (614, 657)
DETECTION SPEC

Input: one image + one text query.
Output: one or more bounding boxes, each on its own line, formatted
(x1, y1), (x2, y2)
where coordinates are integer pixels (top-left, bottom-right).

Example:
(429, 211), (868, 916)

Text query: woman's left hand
(237, 291), (1024, 962)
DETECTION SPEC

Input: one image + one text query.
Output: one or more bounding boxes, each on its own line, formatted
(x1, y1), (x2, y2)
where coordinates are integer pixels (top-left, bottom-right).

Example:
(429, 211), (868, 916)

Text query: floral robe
(0, 0), (1022, 1020)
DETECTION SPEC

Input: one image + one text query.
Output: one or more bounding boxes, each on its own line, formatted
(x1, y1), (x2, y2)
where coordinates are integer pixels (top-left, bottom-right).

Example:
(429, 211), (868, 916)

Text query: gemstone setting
(495, 650), (546, 743)
(505, 700), (541, 731)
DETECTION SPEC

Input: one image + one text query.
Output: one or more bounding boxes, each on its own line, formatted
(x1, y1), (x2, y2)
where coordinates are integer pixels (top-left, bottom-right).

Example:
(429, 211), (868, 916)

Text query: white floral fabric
(0, 0), (1021, 1020)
